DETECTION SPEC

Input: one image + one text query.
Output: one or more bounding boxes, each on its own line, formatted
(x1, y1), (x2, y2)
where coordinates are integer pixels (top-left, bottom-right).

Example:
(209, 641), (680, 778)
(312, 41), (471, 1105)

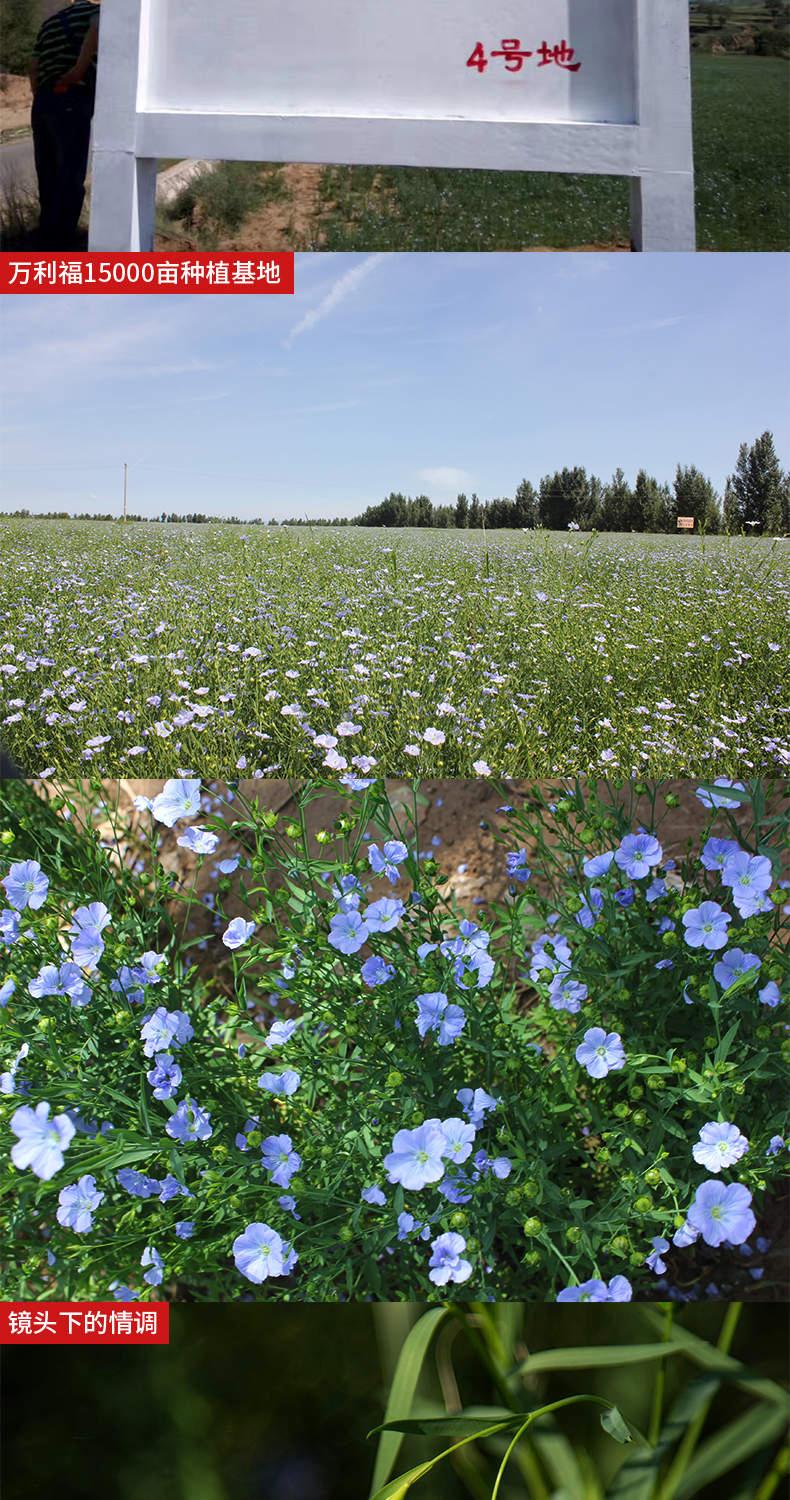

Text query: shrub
(163, 162), (289, 243)
(0, 776), (787, 1302)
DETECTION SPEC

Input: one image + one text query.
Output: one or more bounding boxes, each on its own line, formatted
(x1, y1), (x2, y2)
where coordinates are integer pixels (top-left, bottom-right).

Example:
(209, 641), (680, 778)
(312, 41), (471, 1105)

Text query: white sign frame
(89, 0), (695, 252)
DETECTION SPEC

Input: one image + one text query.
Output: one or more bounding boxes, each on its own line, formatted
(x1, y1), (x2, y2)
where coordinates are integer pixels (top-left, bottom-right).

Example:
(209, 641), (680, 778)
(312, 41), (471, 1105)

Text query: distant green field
(318, 58), (789, 252)
(1, 520), (788, 779)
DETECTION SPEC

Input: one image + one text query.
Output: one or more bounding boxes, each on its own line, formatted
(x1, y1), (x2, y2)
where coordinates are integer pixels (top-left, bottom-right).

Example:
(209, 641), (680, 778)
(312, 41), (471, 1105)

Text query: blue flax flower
(384, 1121), (446, 1190)
(415, 991), (466, 1045)
(687, 1180), (755, 1247)
(166, 1098), (212, 1144)
(260, 1134), (301, 1187)
(151, 779), (202, 826)
(682, 902), (731, 952)
(57, 1174), (104, 1233)
(232, 1222), (297, 1283)
(575, 1028), (626, 1079)
(692, 1121), (749, 1172)
(10, 1102), (75, 1180)
(615, 834), (663, 879)
(557, 1275), (632, 1303)
(2, 860), (49, 911)
(428, 1232), (473, 1286)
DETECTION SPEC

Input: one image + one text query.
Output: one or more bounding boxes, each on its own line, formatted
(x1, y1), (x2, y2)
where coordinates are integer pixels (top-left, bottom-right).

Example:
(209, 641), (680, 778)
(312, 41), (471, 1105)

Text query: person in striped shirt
(30, 1), (101, 249)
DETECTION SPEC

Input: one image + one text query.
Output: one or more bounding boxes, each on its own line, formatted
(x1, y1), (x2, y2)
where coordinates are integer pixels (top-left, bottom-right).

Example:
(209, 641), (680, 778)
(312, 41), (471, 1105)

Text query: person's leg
(31, 94), (61, 247)
(59, 95), (94, 245)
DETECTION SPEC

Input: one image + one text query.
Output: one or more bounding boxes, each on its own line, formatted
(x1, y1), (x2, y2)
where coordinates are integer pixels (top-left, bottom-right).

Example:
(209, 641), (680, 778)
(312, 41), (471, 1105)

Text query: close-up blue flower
(692, 1121), (750, 1173)
(2, 860), (49, 912)
(575, 1028), (626, 1080)
(10, 1102), (75, 1181)
(682, 901), (732, 951)
(687, 1180), (756, 1247)
(56, 1174), (104, 1234)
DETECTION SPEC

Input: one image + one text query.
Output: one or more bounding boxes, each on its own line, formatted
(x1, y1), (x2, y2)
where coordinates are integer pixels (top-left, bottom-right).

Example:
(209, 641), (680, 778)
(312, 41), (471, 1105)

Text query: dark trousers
(31, 88), (94, 249)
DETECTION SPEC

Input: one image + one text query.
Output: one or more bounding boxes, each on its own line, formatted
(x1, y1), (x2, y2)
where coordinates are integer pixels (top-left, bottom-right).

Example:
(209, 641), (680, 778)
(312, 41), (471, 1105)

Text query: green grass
(316, 58), (789, 252)
(161, 161), (290, 245)
(0, 520), (788, 778)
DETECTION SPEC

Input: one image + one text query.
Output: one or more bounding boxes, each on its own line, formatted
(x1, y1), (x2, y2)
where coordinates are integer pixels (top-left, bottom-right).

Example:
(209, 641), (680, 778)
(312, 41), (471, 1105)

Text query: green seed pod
(522, 1217), (542, 1237)
(634, 1195), (653, 1213)
(632, 1110), (648, 1128)
(386, 1070), (404, 1088)
(566, 1226), (583, 1245)
(644, 1168), (662, 1188)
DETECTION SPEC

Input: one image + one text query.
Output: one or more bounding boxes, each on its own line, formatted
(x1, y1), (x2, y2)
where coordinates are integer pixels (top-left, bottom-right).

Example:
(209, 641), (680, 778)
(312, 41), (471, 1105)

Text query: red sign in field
(0, 254), (295, 294)
(0, 1302), (169, 1343)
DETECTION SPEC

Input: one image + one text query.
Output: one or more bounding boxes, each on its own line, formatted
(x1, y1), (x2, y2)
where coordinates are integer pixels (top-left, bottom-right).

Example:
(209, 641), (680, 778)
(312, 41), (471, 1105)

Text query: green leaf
(367, 1307), (451, 1497)
(607, 1376), (721, 1500)
(673, 1404), (790, 1499)
(714, 1021), (741, 1066)
(373, 1410), (518, 1439)
(369, 1418), (516, 1500)
(601, 1407), (633, 1446)
(638, 1310), (790, 1408)
(529, 1422), (588, 1500)
(514, 1343), (683, 1377)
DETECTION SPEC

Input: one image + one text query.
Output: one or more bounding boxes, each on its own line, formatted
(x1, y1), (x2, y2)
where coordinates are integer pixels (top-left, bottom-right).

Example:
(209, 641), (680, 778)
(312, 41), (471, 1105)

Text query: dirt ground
(154, 160), (631, 252)
(79, 776), (787, 933)
(0, 75), (32, 137)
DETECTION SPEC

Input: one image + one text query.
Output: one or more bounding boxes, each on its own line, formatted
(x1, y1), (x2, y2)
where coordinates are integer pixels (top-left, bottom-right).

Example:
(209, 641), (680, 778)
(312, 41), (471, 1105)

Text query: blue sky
(1, 253), (787, 519)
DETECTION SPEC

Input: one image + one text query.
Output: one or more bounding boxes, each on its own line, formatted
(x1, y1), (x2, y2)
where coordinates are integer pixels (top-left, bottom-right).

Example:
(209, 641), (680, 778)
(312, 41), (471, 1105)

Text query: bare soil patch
(0, 74), (31, 137)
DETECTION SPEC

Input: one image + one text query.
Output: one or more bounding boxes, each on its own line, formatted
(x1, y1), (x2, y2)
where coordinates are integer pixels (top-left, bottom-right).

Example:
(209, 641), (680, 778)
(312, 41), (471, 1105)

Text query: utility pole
(123, 463), (128, 521)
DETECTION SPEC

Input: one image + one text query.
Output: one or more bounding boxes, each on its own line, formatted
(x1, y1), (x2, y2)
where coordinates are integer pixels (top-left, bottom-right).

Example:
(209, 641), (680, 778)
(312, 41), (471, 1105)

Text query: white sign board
(90, 0), (695, 251)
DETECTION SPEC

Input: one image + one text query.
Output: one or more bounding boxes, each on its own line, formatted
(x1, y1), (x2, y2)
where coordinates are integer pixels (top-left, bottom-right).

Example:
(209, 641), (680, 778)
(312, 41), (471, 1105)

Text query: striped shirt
(33, 2), (101, 92)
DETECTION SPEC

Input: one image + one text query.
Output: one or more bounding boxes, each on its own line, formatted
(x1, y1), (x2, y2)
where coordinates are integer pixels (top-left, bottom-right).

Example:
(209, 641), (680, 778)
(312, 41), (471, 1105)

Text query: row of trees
(353, 435), (789, 535)
(3, 435), (787, 534)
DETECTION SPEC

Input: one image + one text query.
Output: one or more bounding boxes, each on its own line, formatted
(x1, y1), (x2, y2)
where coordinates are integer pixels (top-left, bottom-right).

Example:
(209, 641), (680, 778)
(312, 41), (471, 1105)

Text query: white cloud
(417, 467), (472, 490)
(285, 255), (384, 346)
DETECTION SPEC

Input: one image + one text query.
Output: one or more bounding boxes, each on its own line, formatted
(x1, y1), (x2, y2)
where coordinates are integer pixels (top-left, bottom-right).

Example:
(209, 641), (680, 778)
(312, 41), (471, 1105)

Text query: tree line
(2, 434), (787, 534)
(352, 434), (789, 534)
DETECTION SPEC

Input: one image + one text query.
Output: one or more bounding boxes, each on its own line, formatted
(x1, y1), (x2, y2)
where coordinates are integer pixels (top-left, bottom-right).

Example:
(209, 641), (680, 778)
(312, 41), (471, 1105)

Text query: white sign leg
(630, 172), (696, 252)
(90, 152), (157, 251)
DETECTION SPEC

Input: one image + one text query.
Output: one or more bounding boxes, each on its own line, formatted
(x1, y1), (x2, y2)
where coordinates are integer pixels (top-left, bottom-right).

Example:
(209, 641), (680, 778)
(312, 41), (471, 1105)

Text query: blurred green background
(3, 1304), (788, 1500)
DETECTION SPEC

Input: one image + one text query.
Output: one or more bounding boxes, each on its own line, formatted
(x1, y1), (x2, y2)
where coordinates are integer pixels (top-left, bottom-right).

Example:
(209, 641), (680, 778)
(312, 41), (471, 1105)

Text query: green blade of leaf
(373, 1411), (518, 1440)
(369, 1419), (518, 1500)
(637, 1310), (790, 1409)
(514, 1342), (683, 1377)
(529, 1422), (589, 1500)
(368, 1307), (451, 1497)
(608, 1375), (722, 1500)
(673, 1405), (790, 1500)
